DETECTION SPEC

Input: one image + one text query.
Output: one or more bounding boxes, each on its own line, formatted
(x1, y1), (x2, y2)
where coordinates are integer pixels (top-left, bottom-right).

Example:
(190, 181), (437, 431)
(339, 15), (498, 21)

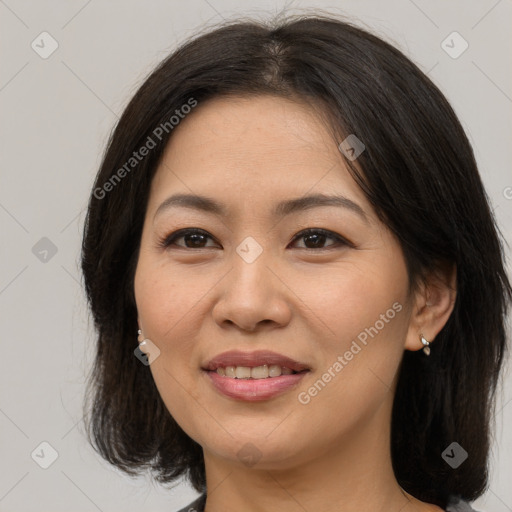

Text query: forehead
(148, 95), (371, 219)
(161, 94), (336, 164)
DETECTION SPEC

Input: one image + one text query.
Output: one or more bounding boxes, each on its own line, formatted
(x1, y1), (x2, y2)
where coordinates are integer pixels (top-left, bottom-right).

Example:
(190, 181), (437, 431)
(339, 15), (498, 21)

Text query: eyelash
(157, 228), (353, 251)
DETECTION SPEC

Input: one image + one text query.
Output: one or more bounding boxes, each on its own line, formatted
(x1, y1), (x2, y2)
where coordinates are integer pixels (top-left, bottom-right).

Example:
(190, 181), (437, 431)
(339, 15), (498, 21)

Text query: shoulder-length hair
(81, 13), (512, 508)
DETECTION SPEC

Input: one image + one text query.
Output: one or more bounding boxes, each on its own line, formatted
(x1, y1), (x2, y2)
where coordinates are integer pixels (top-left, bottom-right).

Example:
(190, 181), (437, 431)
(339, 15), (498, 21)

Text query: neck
(201, 392), (441, 512)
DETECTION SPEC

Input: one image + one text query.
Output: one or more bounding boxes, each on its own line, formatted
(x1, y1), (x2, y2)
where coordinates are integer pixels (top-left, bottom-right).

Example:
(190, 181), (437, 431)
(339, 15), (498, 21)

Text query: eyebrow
(153, 192), (369, 223)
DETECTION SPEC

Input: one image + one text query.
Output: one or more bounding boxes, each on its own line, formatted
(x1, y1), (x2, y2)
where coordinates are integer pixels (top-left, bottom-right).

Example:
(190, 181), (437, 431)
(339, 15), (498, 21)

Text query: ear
(404, 261), (457, 352)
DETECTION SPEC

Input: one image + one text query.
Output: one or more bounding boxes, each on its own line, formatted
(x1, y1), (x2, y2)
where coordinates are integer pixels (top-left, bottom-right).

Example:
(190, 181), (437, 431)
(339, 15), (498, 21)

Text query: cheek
(295, 302), (408, 441)
(134, 256), (211, 410)
(134, 261), (204, 428)
(134, 256), (203, 344)
(301, 254), (410, 401)
(306, 257), (408, 342)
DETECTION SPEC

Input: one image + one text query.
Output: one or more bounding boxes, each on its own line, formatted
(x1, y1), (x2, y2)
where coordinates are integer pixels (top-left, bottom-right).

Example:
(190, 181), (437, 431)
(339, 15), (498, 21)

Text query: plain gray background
(1, 1), (511, 511)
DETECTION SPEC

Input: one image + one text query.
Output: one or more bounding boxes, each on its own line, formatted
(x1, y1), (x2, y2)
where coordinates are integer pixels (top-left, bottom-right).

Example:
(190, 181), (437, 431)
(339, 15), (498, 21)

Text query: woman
(81, 13), (511, 512)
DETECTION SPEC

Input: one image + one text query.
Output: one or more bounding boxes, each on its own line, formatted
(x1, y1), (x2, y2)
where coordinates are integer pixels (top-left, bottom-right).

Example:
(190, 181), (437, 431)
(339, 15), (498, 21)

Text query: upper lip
(202, 350), (311, 372)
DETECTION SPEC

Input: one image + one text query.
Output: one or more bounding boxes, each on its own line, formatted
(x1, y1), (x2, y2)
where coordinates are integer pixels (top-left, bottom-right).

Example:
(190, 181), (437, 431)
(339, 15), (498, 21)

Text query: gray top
(176, 493), (481, 511)
(446, 495), (481, 511)
(176, 493), (206, 512)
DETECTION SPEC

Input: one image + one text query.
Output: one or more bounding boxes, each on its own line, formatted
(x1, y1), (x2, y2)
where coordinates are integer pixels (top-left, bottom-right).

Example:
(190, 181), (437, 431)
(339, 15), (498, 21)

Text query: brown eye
(159, 227), (352, 251)
(290, 228), (351, 250)
(159, 228), (219, 249)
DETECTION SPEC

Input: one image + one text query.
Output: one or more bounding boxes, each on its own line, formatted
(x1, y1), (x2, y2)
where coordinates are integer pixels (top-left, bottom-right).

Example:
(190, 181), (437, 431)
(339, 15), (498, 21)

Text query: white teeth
(251, 365), (269, 379)
(215, 364), (297, 379)
(268, 365), (281, 377)
(235, 366), (251, 379)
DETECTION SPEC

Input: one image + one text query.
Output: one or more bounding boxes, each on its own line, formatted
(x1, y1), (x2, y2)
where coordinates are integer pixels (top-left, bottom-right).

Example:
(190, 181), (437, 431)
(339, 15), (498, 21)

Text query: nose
(211, 249), (292, 332)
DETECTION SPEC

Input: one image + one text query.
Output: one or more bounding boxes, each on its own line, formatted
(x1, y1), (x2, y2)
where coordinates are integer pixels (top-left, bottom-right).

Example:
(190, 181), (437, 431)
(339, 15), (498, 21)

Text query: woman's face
(134, 95), (421, 470)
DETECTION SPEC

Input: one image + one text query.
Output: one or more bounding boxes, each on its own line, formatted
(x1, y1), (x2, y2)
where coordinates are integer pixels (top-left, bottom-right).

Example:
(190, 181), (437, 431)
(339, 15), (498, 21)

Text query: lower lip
(203, 370), (309, 402)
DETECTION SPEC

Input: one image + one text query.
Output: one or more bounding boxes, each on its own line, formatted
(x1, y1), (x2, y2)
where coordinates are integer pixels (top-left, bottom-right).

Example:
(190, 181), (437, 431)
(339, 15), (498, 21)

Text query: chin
(203, 431), (308, 470)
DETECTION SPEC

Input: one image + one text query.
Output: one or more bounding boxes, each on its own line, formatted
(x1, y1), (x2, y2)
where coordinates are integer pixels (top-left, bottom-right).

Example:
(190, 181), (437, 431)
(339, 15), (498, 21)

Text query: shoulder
(175, 492), (207, 512)
(445, 495), (482, 512)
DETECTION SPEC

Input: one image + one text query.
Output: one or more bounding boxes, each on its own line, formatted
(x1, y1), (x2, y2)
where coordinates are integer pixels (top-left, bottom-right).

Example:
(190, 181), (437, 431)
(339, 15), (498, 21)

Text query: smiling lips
(202, 350), (311, 401)
(202, 349), (311, 373)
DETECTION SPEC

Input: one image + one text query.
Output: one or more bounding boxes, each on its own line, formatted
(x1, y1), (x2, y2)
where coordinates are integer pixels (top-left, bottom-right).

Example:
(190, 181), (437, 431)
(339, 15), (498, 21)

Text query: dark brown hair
(81, 13), (512, 508)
